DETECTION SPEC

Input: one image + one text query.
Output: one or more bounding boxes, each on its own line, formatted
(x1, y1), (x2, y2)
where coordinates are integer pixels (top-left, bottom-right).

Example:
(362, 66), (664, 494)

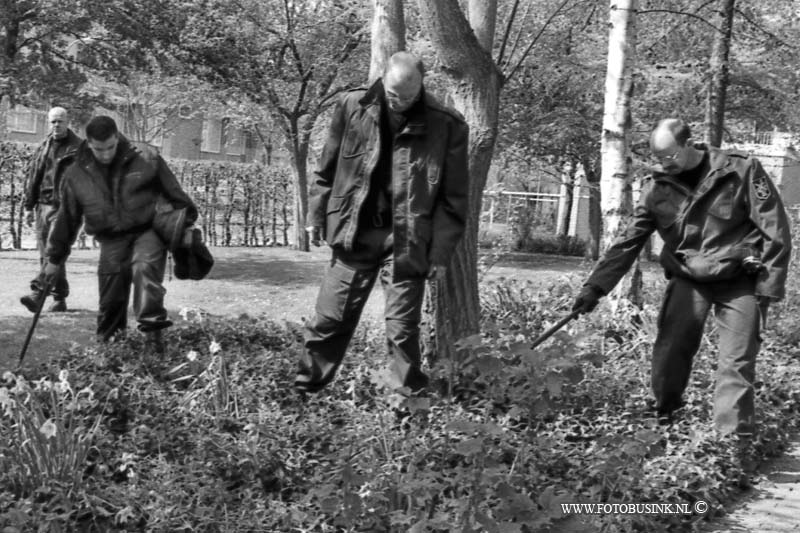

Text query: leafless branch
(505, 0), (572, 83)
(638, 8), (721, 33)
(733, 7), (797, 49)
(496, 0), (521, 68)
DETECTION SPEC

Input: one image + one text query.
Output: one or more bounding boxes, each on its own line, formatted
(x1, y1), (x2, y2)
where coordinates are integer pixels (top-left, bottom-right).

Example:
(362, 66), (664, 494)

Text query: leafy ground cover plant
(1, 242), (800, 531)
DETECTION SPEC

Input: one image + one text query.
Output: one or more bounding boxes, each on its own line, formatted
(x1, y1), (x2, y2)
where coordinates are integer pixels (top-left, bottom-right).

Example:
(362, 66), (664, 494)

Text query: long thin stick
(18, 279), (52, 368)
(530, 309), (581, 350)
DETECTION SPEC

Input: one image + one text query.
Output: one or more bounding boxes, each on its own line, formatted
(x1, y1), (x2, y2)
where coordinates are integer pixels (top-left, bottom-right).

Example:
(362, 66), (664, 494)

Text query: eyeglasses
(651, 148), (682, 163)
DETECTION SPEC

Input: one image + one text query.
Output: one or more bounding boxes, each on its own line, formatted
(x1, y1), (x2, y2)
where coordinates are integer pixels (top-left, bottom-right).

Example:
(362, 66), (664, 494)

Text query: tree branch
(505, 0), (572, 83)
(734, 7), (797, 49)
(496, 0), (521, 68)
(638, 8), (721, 33)
(641, 0), (716, 51)
(501, 0), (535, 71)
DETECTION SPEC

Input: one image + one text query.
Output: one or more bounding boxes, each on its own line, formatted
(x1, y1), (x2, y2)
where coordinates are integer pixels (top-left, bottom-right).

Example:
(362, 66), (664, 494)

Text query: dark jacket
(586, 145), (792, 300)
(46, 136), (198, 264)
(307, 80), (470, 279)
(23, 129), (82, 210)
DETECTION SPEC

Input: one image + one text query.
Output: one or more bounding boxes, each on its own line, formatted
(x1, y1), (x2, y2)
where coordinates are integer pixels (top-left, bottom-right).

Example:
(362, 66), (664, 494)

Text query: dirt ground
(0, 246), (592, 372)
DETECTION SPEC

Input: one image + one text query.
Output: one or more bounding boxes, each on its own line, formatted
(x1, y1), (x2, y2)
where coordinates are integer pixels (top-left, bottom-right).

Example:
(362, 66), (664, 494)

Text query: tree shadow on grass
(0, 309), (97, 373)
(205, 258), (327, 285)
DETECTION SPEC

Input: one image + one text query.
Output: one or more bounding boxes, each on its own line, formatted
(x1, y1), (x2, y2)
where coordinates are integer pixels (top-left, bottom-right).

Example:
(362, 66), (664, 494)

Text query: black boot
(20, 292), (42, 313)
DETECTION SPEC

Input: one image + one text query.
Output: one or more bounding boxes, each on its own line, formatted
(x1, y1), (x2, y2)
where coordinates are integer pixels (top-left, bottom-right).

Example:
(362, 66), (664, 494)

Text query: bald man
(573, 119), (791, 442)
(20, 107), (82, 313)
(296, 51), (469, 394)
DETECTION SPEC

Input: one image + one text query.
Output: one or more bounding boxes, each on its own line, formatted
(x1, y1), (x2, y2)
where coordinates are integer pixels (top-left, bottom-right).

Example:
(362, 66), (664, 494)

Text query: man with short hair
(295, 51), (470, 394)
(43, 116), (198, 352)
(573, 118), (791, 441)
(20, 107), (82, 313)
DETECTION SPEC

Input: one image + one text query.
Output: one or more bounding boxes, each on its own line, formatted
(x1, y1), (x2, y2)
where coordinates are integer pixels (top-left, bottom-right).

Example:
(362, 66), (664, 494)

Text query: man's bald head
(650, 119), (692, 151)
(650, 118), (702, 175)
(383, 52), (424, 113)
(47, 107), (69, 139)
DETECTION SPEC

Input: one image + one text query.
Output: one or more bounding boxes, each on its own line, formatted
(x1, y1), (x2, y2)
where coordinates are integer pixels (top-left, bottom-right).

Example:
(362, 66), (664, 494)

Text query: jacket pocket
(340, 125), (365, 158)
(708, 184), (734, 219)
(325, 195), (353, 245)
(652, 199), (679, 228)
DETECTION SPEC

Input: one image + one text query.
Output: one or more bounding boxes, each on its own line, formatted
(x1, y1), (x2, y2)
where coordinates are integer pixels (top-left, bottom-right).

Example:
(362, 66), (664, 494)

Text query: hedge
(0, 141), (293, 250)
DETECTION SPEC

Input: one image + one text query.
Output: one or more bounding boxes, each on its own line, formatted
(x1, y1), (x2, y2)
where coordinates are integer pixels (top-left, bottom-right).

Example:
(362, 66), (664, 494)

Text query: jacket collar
(652, 144), (737, 189)
(359, 79), (428, 136)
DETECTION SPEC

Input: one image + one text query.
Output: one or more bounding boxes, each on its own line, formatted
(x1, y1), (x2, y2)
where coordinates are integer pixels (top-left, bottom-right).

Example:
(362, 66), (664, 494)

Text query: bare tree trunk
(582, 156), (602, 260)
(600, 0), (640, 301)
(557, 160), (576, 237)
(704, 0), (735, 147)
(369, 0), (406, 83)
(417, 0), (502, 362)
(468, 0), (497, 51)
(0, 95), (9, 141)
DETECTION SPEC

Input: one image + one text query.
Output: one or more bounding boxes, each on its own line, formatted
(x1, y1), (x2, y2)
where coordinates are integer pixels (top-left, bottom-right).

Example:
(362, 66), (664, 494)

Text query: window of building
(225, 125), (246, 156)
(201, 118), (222, 153)
(7, 105), (39, 133)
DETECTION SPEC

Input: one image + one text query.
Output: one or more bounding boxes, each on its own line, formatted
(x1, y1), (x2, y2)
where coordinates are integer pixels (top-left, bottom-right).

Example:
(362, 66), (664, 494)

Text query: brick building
(4, 103), (264, 163)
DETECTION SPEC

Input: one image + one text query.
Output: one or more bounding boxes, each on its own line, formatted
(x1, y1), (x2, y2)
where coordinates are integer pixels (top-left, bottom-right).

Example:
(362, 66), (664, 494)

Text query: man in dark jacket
(43, 116), (198, 352)
(296, 51), (469, 394)
(20, 107), (82, 312)
(573, 118), (791, 439)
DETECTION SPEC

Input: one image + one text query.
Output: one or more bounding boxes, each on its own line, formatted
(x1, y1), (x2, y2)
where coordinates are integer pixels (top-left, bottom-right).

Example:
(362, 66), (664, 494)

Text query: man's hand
(43, 262), (60, 286)
(572, 285), (603, 315)
(757, 296), (772, 330)
(305, 226), (322, 247)
(25, 210), (34, 228)
(427, 264), (446, 281)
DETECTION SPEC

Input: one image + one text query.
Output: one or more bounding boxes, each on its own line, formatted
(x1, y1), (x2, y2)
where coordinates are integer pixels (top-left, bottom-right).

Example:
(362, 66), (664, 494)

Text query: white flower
(58, 369), (69, 383)
(179, 307), (190, 321)
(0, 388), (14, 416)
(39, 419), (57, 439)
(186, 350), (199, 362)
(209, 340), (221, 355)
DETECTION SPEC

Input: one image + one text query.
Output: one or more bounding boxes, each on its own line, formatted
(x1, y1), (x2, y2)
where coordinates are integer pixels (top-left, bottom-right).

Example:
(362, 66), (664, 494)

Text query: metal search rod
(17, 279), (53, 368)
(530, 309), (582, 350)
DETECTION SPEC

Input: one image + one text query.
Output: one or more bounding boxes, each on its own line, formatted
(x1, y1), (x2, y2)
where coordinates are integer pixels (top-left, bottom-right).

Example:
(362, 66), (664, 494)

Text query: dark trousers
(30, 204), (69, 299)
(653, 276), (760, 435)
(96, 229), (172, 341)
(296, 252), (428, 392)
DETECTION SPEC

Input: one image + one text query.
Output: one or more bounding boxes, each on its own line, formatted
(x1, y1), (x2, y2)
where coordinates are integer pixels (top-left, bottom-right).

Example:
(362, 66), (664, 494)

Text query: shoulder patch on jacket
(753, 174), (772, 201)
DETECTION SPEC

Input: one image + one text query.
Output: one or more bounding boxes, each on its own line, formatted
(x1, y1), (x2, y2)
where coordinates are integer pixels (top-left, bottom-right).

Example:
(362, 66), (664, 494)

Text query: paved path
(706, 440), (800, 532)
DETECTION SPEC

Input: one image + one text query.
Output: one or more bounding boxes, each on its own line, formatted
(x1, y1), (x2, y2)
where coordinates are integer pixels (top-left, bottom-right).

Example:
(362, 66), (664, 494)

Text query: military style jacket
(307, 80), (470, 279)
(46, 136), (197, 264)
(23, 129), (82, 210)
(586, 145), (792, 300)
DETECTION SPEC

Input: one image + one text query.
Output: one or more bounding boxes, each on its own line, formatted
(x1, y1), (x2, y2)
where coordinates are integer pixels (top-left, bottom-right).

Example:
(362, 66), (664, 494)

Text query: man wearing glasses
(296, 51), (469, 395)
(572, 118), (791, 446)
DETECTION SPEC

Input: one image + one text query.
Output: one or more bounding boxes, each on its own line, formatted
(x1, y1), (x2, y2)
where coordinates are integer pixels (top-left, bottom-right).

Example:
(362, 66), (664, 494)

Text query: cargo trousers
(296, 251), (428, 393)
(31, 203), (69, 299)
(652, 275), (760, 435)
(96, 229), (172, 341)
